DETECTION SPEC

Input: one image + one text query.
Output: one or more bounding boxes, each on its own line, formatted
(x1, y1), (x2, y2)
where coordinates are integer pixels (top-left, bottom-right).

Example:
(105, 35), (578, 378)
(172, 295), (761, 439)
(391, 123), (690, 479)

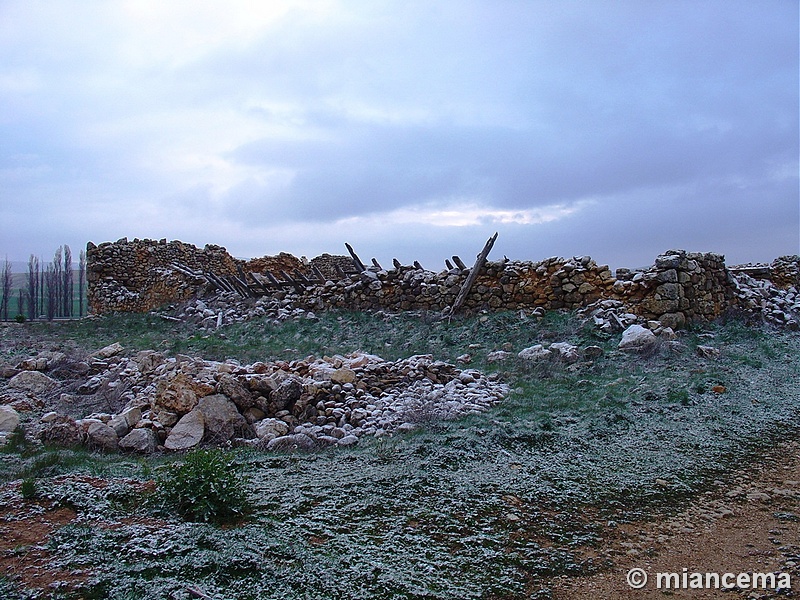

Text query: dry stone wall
(87, 238), (241, 314)
(87, 238), (792, 328)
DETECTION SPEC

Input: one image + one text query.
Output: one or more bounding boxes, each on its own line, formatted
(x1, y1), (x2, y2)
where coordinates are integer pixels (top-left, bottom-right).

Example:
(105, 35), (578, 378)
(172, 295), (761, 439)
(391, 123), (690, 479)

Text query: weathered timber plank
(345, 242), (367, 272)
(451, 232), (498, 314)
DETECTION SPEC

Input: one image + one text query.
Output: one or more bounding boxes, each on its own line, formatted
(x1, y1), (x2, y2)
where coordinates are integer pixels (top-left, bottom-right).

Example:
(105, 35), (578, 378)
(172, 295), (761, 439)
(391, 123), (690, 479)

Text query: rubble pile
(1, 344), (508, 453)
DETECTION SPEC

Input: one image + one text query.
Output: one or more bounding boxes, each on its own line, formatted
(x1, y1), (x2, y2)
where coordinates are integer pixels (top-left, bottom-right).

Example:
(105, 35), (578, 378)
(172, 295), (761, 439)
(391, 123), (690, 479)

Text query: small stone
(618, 324), (657, 353)
(583, 345), (604, 359)
(337, 434), (359, 447)
(696, 345), (720, 359)
(517, 345), (552, 361)
(91, 342), (124, 359)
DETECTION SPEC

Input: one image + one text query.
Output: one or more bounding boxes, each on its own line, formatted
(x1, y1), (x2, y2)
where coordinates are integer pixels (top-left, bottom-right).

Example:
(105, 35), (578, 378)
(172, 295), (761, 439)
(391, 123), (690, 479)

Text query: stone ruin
(86, 236), (800, 330)
(2, 238), (797, 455)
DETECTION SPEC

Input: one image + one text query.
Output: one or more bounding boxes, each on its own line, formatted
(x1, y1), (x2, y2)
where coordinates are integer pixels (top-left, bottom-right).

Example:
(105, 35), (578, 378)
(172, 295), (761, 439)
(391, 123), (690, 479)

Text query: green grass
(1, 310), (799, 598)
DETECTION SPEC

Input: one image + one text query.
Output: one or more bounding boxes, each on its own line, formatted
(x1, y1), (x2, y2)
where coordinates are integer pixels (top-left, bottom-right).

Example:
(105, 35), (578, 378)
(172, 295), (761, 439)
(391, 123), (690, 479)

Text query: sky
(1, 0), (798, 271)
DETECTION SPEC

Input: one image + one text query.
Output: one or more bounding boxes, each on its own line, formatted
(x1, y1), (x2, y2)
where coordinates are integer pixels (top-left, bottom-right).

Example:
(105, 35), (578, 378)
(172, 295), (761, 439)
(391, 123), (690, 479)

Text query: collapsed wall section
(87, 238), (241, 313)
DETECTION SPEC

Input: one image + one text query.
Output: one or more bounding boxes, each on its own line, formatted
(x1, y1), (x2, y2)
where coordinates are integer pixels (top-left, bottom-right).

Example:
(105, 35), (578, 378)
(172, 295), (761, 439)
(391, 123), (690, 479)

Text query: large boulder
(154, 373), (210, 414)
(8, 371), (58, 395)
(216, 374), (255, 410)
(0, 406), (20, 432)
(119, 428), (158, 453)
(197, 394), (252, 442)
(164, 410), (205, 450)
(40, 415), (82, 447)
(268, 377), (303, 413)
(618, 324), (658, 353)
(87, 421), (119, 452)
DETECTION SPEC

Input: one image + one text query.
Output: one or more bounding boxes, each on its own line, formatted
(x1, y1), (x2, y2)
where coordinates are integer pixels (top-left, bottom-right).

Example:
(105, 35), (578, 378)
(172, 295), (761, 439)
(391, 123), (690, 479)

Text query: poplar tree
(26, 255), (39, 320)
(63, 245), (73, 317)
(0, 258), (11, 321)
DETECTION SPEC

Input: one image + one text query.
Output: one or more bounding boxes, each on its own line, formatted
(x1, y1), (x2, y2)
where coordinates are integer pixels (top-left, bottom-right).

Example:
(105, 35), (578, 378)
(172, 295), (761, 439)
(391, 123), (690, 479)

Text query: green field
(1, 309), (798, 599)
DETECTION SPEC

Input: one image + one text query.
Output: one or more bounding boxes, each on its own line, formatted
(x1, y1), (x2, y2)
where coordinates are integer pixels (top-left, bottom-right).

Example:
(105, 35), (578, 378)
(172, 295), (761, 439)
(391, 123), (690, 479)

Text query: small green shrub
(20, 478), (38, 500)
(154, 449), (252, 524)
(14, 314), (25, 323)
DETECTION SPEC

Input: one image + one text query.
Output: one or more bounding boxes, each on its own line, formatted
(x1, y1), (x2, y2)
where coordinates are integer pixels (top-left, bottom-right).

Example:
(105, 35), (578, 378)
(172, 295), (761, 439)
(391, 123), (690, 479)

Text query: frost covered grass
(1, 311), (799, 598)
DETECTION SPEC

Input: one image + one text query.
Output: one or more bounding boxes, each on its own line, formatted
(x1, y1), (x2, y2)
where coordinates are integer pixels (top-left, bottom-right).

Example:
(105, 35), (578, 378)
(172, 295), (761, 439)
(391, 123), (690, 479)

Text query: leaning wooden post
(344, 243), (366, 272)
(450, 232), (498, 314)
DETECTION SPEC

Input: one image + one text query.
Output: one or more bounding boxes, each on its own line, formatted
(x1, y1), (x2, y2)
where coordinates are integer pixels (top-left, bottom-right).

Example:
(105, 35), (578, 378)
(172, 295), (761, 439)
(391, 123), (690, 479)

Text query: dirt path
(553, 442), (800, 599)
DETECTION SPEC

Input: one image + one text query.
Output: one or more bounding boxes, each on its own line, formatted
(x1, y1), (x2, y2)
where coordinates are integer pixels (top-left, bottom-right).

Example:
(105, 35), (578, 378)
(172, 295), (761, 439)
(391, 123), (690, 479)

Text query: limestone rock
(518, 345), (552, 361)
(40, 415), (82, 447)
(216, 374), (255, 410)
(197, 394), (251, 442)
(119, 428), (157, 453)
(87, 421), (119, 451)
(154, 373), (201, 414)
(254, 418), (290, 441)
(269, 377), (303, 413)
(487, 350), (513, 362)
(619, 324), (658, 353)
(8, 371), (58, 395)
(92, 342), (124, 359)
(164, 410), (205, 450)
(550, 342), (579, 363)
(0, 406), (20, 433)
(696, 345), (720, 359)
(331, 368), (356, 385)
(134, 350), (165, 374)
(108, 407), (142, 437)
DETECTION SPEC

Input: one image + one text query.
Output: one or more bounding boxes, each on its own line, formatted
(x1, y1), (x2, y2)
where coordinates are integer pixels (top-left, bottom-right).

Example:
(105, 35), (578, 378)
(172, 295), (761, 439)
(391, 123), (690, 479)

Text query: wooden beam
(311, 265), (327, 283)
(280, 270), (304, 293)
(264, 271), (281, 287)
(293, 269), (311, 285)
(205, 272), (233, 294)
(345, 242), (366, 272)
(247, 272), (270, 295)
(452, 255), (468, 270)
(451, 232), (498, 314)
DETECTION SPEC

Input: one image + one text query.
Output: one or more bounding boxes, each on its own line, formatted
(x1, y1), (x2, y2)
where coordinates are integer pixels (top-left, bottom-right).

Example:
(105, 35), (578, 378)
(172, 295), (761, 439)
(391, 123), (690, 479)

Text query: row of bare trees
(0, 245), (87, 321)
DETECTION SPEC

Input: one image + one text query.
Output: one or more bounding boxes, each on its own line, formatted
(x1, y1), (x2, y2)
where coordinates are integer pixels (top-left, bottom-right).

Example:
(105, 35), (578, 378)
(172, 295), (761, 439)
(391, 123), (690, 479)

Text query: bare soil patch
(553, 442), (800, 599)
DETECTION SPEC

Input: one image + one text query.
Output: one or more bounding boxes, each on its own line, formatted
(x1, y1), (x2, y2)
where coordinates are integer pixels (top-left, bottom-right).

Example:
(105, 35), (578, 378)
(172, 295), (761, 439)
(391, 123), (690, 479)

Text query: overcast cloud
(0, 0), (797, 270)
